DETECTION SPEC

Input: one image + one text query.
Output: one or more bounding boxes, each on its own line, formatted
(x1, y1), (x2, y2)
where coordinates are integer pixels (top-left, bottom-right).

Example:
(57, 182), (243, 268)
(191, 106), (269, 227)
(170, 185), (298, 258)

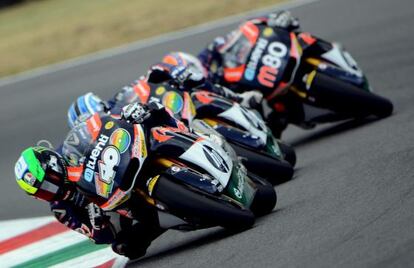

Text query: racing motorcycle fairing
(63, 114), (148, 210)
(192, 90), (267, 140)
(149, 127), (256, 208)
(149, 126), (233, 188)
(303, 41), (371, 91)
(191, 90), (283, 158)
(128, 79), (281, 161)
(157, 159), (223, 195)
(221, 24), (293, 95)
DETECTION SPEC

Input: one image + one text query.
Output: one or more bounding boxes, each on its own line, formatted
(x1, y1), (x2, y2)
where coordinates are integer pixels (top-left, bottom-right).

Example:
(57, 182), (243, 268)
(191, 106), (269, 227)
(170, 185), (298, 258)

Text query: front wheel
(152, 175), (255, 230)
(309, 72), (394, 118)
(277, 141), (296, 167)
(249, 172), (277, 217)
(230, 141), (294, 185)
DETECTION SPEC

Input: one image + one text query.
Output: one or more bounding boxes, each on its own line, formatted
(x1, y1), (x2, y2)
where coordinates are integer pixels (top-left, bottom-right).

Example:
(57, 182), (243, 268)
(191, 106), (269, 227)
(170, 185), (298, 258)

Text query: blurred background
(0, 0), (281, 77)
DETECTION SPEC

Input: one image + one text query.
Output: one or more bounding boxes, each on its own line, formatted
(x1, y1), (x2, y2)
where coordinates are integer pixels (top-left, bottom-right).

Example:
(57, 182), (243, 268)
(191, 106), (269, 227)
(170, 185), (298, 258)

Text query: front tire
(249, 172), (277, 217)
(310, 72), (394, 118)
(229, 141), (294, 185)
(152, 175), (255, 230)
(278, 141), (296, 167)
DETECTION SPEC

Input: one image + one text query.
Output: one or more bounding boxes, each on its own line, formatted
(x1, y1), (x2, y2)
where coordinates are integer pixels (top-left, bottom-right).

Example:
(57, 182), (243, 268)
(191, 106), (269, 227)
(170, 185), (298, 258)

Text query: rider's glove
(87, 203), (108, 231)
(148, 63), (205, 89)
(87, 203), (116, 244)
(121, 102), (151, 124)
(267, 11), (299, 30)
(170, 65), (205, 88)
(238, 91), (263, 109)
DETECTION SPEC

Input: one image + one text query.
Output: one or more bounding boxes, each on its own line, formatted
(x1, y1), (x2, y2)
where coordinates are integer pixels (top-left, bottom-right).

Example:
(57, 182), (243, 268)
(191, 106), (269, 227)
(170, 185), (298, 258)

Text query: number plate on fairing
(74, 116), (140, 202)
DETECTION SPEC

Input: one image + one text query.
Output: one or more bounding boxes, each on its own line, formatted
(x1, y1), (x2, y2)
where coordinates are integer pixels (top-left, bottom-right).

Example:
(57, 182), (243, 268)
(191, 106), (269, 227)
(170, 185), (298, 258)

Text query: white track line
(0, 0), (320, 88)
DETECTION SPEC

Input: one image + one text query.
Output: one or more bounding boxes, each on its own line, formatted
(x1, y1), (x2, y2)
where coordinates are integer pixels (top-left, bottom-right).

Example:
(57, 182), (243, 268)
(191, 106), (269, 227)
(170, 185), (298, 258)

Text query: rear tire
(249, 172), (277, 217)
(310, 72), (393, 118)
(230, 142), (294, 185)
(152, 175), (255, 230)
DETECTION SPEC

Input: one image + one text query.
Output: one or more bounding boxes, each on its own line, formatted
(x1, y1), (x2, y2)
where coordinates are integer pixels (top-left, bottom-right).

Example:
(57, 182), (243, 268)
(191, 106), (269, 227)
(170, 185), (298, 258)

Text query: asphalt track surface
(1, 0), (414, 266)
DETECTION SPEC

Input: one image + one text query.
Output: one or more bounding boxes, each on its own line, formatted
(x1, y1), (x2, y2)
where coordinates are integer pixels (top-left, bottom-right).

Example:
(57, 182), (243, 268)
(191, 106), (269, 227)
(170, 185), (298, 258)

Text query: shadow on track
(126, 208), (284, 266)
(127, 228), (236, 266)
(288, 117), (380, 148)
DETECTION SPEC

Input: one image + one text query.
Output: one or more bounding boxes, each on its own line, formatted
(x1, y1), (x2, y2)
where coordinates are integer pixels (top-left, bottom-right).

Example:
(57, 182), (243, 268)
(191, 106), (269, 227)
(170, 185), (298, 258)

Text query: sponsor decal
(105, 121), (114, 130)
(171, 166), (181, 173)
(132, 125), (147, 159)
(95, 174), (114, 198)
(86, 134), (109, 170)
(84, 134), (109, 182)
(155, 86), (166, 95)
(202, 145), (230, 173)
(23, 172), (36, 186)
(233, 166), (246, 199)
(262, 27), (274, 37)
(84, 168), (94, 182)
(257, 41), (288, 88)
(162, 91), (184, 114)
(245, 38), (268, 81)
(109, 128), (131, 154)
(101, 189), (129, 210)
(14, 156), (28, 179)
(244, 38), (288, 88)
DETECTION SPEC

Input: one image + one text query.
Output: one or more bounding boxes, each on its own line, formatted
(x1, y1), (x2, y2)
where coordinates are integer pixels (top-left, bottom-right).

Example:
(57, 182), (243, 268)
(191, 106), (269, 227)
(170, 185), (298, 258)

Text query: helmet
(14, 146), (68, 202)
(68, 92), (105, 128)
(162, 51), (208, 78)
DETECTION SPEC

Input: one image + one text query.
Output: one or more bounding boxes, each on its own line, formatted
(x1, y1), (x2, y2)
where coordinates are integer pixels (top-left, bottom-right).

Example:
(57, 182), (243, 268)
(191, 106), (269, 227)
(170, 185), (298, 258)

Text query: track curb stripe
(13, 240), (107, 268)
(0, 217), (128, 268)
(0, 221), (68, 254)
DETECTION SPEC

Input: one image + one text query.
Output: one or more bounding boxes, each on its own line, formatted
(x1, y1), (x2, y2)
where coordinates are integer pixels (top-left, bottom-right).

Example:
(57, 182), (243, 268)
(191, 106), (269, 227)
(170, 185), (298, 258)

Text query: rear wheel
(152, 175), (255, 230)
(310, 72), (393, 118)
(230, 141), (294, 185)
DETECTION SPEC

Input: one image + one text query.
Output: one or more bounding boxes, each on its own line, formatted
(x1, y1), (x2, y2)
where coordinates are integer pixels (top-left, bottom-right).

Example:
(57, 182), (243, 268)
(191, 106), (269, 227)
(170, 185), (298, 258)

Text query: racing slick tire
(277, 141), (297, 167)
(229, 141), (294, 185)
(310, 72), (394, 118)
(152, 175), (255, 230)
(248, 172), (277, 217)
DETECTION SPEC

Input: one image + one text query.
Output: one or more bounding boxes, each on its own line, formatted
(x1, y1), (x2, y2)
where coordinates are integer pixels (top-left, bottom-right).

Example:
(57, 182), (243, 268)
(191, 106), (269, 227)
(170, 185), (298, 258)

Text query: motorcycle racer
(163, 11), (304, 136)
(14, 102), (185, 259)
(197, 10), (299, 87)
(67, 63), (263, 127)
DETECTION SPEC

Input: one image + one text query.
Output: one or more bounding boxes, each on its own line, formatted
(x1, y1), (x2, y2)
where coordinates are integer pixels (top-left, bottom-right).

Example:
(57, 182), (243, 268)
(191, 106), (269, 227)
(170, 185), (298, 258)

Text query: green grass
(0, 0), (284, 77)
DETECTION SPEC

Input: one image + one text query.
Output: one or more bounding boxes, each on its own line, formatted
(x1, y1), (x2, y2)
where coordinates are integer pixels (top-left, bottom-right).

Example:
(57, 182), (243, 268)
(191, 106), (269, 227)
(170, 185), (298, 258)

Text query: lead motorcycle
(64, 113), (276, 235)
(120, 78), (295, 184)
(167, 22), (393, 137)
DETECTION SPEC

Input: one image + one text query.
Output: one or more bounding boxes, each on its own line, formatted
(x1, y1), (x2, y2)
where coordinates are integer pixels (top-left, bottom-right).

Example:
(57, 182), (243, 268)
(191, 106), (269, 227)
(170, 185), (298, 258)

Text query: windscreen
(222, 31), (253, 68)
(62, 121), (93, 167)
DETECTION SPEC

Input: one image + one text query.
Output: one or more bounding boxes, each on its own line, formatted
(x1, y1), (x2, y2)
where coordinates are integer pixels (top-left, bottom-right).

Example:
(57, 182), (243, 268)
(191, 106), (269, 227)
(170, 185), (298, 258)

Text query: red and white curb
(0, 216), (128, 268)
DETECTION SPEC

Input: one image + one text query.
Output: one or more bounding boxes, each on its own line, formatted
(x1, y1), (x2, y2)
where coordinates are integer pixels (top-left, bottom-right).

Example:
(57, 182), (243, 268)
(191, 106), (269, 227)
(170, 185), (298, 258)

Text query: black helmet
(14, 146), (69, 202)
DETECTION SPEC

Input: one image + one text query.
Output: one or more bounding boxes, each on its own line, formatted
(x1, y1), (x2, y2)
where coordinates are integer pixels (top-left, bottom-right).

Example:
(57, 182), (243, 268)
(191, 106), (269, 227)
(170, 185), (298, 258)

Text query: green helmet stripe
(22, 148), (45, 182)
